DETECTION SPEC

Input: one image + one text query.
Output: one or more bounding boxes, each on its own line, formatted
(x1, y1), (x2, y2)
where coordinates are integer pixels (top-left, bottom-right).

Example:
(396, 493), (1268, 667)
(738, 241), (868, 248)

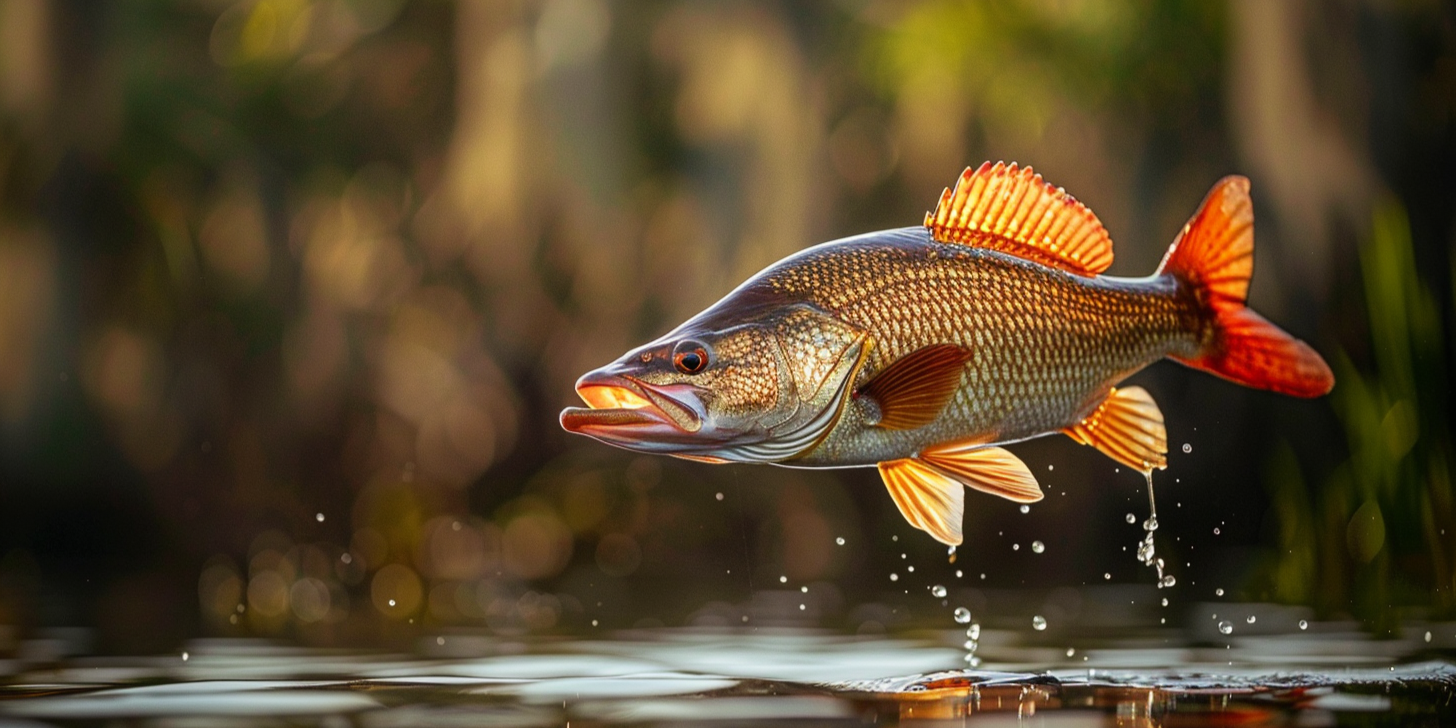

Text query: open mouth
(559, 373), (703, 440)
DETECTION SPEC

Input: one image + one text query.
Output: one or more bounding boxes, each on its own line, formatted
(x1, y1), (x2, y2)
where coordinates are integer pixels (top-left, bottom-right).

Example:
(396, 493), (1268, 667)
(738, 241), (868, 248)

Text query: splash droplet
(800, 586), (808, 593)
(889, 573), (899, 582)
(715, 492), (724, 501)
(1020, 505), (1030, 514)
(181, 652), (189, 662)
(315, 513), (325, 522)
(1031, 540), (1045, 554)
(1213, 528), (1221, 535)
(1125, 513), (1136, 524)
(1424, 631), (1432, 643)
(388, 599), (396, 607)
(1012, 543), (1020, 551)
(1298, 620), (1308, 630)
(966, 623), (980, 639)
(1143, 516), (1159, 531)
(953, 607), (972, 624)
(1104, 573), (1111, 580)
(1161, 597), (1168, 607)
(1218, 620), (1233, 635)
(931, 585), (947, 598)
(1160, 575), (1176, 588)
(1066, 647), (1075, 657)
(1182, 443), (1192, 453)
(1215, 588), (1224, 597)
(1246, 615), (1256, 624)
(836, 537), (845, 545)
(1032, 615), (1047, 631)
(779, 575), (787, 583)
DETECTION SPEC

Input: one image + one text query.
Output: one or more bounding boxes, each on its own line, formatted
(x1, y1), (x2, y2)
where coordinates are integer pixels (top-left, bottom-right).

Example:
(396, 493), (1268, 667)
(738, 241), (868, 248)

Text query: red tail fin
(1157, 177), (1334, 397)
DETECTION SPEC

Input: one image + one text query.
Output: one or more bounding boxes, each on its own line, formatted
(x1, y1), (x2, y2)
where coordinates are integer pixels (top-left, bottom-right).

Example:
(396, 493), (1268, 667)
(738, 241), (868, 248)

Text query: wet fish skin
(561, 162), (1333, 544)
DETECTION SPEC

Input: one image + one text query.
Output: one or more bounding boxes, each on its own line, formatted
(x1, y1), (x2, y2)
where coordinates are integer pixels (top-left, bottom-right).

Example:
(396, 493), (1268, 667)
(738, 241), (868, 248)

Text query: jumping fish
(560, 162), (1334, 544)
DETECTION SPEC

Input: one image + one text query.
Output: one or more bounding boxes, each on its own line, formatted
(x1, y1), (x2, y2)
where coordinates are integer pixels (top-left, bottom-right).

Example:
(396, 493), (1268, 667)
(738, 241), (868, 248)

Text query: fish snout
(559, 369), (707, 447)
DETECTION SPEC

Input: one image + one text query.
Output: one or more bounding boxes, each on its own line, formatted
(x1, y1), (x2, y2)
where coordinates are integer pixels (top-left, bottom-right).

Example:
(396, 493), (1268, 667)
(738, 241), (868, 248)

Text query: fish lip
(560, 372), (705, 442)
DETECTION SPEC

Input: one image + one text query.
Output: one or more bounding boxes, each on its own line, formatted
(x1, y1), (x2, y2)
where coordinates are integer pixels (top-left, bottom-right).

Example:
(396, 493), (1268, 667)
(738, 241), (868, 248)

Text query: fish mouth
(560, 372), (705, 447)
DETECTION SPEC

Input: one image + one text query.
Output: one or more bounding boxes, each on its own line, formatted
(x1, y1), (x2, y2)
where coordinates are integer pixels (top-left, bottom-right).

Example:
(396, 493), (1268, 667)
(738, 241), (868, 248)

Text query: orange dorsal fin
(924, 161), (1114, 277)
(1061, 386), (1168, 473)
(918, 443), (1044, 503)
(878, 458), (966, 545)
(858, 344), (973, 430)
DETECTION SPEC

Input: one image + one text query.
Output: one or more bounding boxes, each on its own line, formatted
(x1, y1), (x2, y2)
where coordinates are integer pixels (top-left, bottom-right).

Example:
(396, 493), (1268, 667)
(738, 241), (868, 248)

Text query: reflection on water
(1, 617), (1452, 725)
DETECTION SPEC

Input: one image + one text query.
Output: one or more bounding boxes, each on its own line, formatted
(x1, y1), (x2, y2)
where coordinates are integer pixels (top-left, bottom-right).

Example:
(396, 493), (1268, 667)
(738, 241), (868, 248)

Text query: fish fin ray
(1060, 386), (1168, 473)
(859, 344), (973, 430)
(918, 443), (1044, 503)
(924, 161), (1114, 277)
(1157, 177), (1334, 397)
(878, 459), (965, 545)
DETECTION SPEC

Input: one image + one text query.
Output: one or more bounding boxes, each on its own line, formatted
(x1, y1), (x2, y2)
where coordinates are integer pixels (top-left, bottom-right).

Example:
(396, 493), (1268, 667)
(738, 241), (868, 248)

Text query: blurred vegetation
(0, 0), (1452, 652)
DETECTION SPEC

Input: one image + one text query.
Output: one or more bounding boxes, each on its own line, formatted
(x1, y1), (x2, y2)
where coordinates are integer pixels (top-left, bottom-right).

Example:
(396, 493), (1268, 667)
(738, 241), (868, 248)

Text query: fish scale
(762, 228), (1194, 466)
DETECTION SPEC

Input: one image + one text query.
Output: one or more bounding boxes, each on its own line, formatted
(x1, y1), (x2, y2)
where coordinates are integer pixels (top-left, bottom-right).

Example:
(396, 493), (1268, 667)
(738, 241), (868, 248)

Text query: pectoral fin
(858, 344), (973, 430)
(919, 443), (1044, 503)
(878, 458), (966, 546)
(1061, 386), (1168, 473)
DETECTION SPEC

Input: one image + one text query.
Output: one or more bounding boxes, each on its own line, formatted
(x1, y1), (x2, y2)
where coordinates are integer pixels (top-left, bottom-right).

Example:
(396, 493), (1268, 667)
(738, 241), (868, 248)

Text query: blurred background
(0, 0), (1452, 655)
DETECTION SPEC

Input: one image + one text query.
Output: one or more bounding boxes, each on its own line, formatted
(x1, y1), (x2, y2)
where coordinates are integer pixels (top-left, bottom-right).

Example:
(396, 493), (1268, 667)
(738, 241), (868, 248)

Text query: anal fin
(1061, 386), (1168, 473)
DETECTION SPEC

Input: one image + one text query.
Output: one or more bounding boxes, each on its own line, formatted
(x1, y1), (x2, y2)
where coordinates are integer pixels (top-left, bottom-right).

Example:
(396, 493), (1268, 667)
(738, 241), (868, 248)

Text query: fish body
(561, 162), (1334, 544)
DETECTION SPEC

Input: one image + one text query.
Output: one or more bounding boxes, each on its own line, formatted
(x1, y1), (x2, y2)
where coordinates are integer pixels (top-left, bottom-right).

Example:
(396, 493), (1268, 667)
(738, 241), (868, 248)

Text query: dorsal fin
(924, 161), (1114, 277)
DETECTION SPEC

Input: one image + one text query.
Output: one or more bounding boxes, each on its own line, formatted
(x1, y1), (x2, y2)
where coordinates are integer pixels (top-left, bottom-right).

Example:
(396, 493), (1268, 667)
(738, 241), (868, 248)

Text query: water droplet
(1012, 543), (1020, 551)
(1298, 620), (1308, 630)
(715, 492), (724, 501)
(799, 604), (806, 611)
(388, 599), (396, 607)
(963, 639), (977, 650)
(1215, 588), (1224, 597)
(1031, 540), (1045, 554)
(931, 585), (947, 598)
(1424, 631), (1432, 643)
(966, 623), (980, 639)
(1032, 615), (1047, 631)
(836, 537), (845, 545)
(953, 607), (972, 624)
(964, 655), (982, 667)
(1182, 443), (1192, 453)
(341, 553), (353, 564)
(1125, 513), (1136, 524)
(907, 565), (915, 572)
(800, 586), (808, 593)
(779, 575), (787, 583)
(1048, 464), (1054, 471)
(1160, 575), (1176, 588)
(1218, 620), (1233, 635)
(1143, 516), (1159, 531)
(980, 573), (986, 579)
(955, 570), (963, 578)
(1213, 528), (1220, 535)
(1246, 615), (1256, 624)
(592, 619), (599, 626)
(892, 535), (898, 541)
(315, 513), (325, 522)
(1020, 505), (1030, 513)
(1104, 573), (1111, 580)
(889, 573), (899, 582)
(436, 636), (445, 645)
(1161, 598), (1168, 607)
(181, 652), (189, 661)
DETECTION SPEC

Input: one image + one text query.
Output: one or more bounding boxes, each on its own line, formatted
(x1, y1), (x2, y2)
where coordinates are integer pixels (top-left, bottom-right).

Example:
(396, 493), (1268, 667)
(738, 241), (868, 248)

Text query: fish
(560, 162), (1334, 545)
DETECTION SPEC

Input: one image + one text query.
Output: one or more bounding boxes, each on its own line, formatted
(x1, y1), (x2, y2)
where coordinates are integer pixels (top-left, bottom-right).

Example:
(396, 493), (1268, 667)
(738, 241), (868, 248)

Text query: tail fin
(1157, 177), (1334, 397)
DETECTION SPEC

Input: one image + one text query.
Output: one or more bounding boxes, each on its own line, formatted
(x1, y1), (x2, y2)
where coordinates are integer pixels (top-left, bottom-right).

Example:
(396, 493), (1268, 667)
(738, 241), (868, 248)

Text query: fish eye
(672, 341), (710, 375)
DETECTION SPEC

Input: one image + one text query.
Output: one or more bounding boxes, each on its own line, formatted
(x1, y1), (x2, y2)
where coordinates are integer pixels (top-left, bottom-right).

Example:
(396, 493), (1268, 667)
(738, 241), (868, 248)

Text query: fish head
(561, 302), (868, 462)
